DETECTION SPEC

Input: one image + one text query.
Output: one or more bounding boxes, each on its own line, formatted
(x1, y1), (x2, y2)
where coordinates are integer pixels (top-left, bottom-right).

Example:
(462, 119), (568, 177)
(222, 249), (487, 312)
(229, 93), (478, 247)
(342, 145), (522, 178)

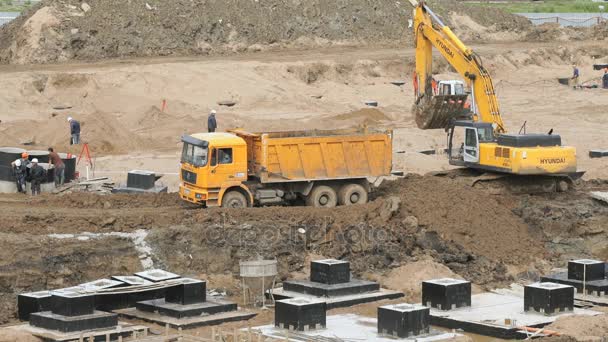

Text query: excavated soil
(1, 175), (607, 326)
(0, 0), (533, 64)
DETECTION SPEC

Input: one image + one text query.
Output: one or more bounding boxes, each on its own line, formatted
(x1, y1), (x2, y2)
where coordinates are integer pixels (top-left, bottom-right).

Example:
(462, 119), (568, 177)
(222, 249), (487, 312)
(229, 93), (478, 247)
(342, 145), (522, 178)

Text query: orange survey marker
(77, 143), (94, 179)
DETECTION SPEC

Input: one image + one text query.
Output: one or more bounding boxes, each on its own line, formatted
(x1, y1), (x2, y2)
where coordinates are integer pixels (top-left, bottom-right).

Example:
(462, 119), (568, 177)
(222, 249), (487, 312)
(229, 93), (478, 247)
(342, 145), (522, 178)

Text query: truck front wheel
(338, 183), (368, 206)
(306, 185), (337, 208)
(222, 191), (248, 208)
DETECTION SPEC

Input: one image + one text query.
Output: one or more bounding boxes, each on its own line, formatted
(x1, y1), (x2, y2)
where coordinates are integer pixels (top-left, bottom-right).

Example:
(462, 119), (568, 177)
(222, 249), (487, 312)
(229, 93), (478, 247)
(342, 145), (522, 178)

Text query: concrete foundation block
(422, 278), (471, 311)
(568, 259), (605, 281)
(378, 303), (430, 338)
(310, 259), (350, 285)
(524, 282), (574, 315)
(275, 298), (326, 331)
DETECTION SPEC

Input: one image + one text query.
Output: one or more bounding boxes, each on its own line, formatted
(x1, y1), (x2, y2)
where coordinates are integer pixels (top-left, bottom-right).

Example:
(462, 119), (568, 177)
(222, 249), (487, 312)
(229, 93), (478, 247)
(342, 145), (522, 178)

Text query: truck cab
(179, 133), (251, 207)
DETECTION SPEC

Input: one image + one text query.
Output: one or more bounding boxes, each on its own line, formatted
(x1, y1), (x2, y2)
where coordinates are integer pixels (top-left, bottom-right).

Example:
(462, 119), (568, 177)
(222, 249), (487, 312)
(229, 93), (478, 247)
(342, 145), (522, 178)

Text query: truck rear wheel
(222, 191), (248, 208)
(338, 183), (368, 206)
(306, 185), (337, 208)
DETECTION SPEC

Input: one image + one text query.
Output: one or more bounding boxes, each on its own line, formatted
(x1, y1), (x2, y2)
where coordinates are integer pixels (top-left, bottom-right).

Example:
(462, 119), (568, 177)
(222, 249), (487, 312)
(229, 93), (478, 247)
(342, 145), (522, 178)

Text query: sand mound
(0, 0), (531, 64)
(378, 175), (542, 264)
(332, 108), (392, 124)
(367, 258), (470, 301)
(545, 314), (608, 340)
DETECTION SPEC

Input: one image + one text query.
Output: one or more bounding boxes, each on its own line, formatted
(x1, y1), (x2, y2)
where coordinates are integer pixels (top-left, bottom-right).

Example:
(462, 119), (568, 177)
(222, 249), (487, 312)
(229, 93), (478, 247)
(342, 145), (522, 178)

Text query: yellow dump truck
(179, 128), (393, 208)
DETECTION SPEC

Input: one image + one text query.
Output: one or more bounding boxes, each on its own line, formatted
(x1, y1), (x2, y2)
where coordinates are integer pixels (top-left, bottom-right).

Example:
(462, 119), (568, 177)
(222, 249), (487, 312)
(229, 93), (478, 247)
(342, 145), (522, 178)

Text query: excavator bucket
(414, 94), (470, 130)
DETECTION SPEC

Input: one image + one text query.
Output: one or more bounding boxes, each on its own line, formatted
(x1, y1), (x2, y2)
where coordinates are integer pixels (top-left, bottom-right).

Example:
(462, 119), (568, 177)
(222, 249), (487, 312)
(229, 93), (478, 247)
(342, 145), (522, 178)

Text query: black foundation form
(542, 273), (608, 297)
(127, 170), (157, 190)
(136, 298), (237, 319)
(166, 278), (206, 305)
(29, 311), (118, 333)
(51, 293), (95, 317)
(283, 259), (383, 298)
(282, 279), (380, 297)
(378, 304), (430, 338)
(310, 259), (350, 285)
(29, 290), (118, 333)
(524, 282), (574, 315)
(422, 278), (471, 310)
(134, 277), (238, 320)
(275, 298), (326, 331)
(18, 291), (52, 321)
(568, 259), (606, 281)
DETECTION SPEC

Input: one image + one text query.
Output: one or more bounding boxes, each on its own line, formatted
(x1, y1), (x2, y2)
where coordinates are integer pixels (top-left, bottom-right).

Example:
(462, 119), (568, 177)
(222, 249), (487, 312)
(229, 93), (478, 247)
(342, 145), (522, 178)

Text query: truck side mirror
(210, 149), (217, 167)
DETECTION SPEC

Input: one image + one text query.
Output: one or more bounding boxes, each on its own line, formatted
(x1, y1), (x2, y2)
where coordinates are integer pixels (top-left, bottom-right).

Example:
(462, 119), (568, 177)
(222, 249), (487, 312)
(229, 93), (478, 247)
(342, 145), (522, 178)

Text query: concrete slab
(114, 307), (256, 329)
(271, 287), (404, 309)
(252, 314), (462, 341)
(111, 275), (154, 286)
(134, 269), (180, 283)
(2, 322), (147, 342)
(427, 292), (599, 339)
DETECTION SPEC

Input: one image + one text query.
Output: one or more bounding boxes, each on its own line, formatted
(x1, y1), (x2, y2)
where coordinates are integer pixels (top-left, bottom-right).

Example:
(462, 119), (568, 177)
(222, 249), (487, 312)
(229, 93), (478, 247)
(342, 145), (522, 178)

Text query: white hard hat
(67, 116), (73, 122)
(211, 110), (217, 114)
(32, 158), (39, 163)
(15, 159), (21, 167)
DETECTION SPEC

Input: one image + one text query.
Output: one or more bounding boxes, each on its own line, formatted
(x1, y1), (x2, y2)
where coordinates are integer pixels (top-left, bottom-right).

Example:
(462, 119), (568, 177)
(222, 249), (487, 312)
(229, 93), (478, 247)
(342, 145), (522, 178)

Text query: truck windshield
(454, 83), (465, 95)
(182, 143), (208, 167)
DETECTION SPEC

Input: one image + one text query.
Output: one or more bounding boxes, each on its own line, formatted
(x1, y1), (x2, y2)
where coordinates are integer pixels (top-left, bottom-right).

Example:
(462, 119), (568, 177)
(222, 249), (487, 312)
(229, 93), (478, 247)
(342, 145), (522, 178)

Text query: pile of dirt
(544, 314), (608, 340)
(0, 232), (141, 324)
(1, 176), (608, 324)
(526, 21), (608, 42)
(0, 0), (530, 64)
(380, 175), (543, 264)
(331, 108), (392, 125)
(365, 258), (479, 301)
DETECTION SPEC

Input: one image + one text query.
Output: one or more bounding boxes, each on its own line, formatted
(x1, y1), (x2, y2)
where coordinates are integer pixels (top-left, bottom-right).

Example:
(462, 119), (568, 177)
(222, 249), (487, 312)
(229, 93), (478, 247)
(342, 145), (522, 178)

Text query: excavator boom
(407, 0), (580, 186)
(411, 1), (505, 133)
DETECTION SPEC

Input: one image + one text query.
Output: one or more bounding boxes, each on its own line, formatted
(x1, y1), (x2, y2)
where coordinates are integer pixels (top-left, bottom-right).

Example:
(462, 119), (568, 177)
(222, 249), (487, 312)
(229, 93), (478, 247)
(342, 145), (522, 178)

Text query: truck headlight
(195, 193), (202, 199)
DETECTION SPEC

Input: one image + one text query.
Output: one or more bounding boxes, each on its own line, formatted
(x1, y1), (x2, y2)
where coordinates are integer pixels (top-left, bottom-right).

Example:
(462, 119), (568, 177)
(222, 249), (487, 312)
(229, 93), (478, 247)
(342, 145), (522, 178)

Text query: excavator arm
(410, 0), (506, 133)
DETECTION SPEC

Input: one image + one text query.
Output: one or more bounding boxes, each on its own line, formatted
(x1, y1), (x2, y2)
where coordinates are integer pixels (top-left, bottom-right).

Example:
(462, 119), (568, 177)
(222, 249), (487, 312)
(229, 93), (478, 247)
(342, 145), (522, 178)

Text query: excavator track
(432, 169), (585, 194)
(414, 94), (469, 130)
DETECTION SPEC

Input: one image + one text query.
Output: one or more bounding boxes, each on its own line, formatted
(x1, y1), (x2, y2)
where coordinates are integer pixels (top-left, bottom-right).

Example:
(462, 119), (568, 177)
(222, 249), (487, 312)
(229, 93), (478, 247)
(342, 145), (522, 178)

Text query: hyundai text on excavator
(409, 0), (582, 191)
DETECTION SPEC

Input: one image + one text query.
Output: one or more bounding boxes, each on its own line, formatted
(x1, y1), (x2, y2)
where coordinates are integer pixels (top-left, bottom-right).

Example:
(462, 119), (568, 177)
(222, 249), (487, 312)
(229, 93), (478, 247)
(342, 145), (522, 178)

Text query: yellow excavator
(409, 0), (582, 191)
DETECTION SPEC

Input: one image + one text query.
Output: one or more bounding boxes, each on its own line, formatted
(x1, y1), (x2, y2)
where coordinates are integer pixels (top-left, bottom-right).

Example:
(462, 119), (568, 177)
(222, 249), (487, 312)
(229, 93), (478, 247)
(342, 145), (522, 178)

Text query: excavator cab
(447, 121), (494, 167)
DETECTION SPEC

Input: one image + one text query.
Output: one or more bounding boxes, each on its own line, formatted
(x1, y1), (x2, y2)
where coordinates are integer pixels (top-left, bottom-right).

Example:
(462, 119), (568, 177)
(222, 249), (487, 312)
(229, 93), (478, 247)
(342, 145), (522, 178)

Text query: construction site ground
(1, 1), (608, 341)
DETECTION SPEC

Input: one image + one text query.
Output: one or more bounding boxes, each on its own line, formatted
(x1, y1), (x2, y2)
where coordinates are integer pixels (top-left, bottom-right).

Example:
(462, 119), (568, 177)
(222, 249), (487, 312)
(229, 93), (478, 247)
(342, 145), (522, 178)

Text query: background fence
(517, 13), (607, 27)
(0, 12), (19, 26)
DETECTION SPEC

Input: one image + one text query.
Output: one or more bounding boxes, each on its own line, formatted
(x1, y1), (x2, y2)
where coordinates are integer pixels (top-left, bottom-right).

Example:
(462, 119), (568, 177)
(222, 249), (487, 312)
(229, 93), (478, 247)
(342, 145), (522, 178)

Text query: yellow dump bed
(231, 128), (392, 183)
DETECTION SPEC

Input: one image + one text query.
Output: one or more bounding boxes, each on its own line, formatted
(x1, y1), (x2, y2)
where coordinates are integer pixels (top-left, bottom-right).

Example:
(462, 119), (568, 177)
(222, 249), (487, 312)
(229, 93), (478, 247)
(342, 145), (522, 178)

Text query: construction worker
(11, 159), (27, 194)
(29, 159), (46, 196)
(208, 110), (217, 133)
(48, 147), (65, 186)
(603, 69), (608, 89)
(68, 116), (81, 145)
(571, 64), (580, 89)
